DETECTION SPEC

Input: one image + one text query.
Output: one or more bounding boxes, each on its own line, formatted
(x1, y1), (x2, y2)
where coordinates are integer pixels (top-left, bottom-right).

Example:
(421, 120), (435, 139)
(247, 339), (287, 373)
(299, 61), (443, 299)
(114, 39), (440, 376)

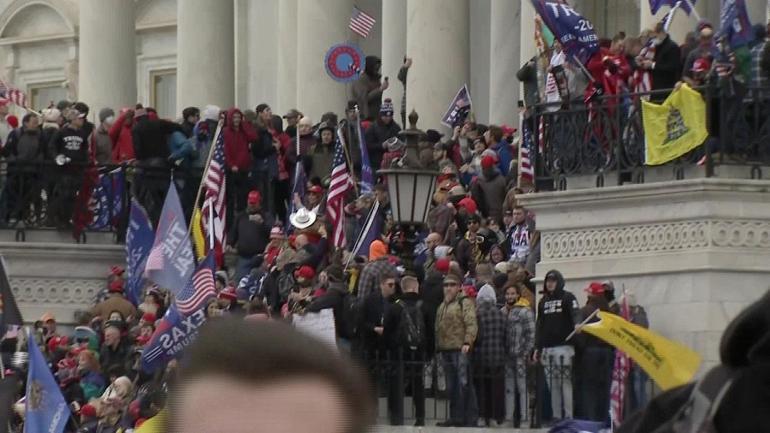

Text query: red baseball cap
(481, 155), (496, 169)
(247, 190), (261, 206)
(584, 282), (605, 296)
(296, 265), (316, 280)
(308, 185), (324, 194)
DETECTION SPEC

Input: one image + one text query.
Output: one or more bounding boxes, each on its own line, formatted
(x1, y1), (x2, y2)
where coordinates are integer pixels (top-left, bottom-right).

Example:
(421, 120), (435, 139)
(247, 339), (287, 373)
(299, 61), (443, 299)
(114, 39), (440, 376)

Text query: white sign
(292, 308), (337, 350)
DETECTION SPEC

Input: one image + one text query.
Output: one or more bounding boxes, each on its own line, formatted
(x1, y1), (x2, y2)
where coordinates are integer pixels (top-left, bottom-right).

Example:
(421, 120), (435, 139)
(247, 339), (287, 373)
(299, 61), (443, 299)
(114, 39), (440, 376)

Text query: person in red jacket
(223, 107), (257, 214)
(108, 108), (135, 163)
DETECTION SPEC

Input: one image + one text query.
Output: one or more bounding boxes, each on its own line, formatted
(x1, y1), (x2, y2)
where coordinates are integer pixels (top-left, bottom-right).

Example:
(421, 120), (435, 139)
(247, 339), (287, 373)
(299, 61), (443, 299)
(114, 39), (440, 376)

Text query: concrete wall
(519, 178), (770, 368)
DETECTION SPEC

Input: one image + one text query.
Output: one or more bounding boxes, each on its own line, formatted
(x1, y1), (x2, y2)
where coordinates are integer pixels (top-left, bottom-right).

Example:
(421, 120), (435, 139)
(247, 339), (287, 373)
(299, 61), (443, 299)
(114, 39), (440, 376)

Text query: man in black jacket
(228, 190), (272, 283)
(49, 107), (91, 227)
(534, 269), (579, 420)
(641, 23), (682, 99)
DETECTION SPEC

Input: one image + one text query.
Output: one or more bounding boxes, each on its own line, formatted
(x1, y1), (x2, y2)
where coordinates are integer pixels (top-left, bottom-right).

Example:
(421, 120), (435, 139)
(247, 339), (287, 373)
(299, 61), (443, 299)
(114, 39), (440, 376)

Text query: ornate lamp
(376, 110), (439, 268)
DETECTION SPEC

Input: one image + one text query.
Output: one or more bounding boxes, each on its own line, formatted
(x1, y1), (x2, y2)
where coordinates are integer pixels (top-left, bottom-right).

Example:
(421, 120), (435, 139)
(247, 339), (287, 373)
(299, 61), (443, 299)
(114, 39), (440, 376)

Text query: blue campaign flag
(531, 0), (600, 65)
(350, 199), (382, 258)
(25, 331), (69, 433)
(441, 84), (473, 128)
(144, 182), (195, 295)
(719, 0), (753, 48)
(88, 167), (125, 230)
(141, 303), (207, 373)
(548, 419), (605, 433)
(356, 124), (374, 193)
(126, 198), (154, 305)
(650, 0), (697, 15)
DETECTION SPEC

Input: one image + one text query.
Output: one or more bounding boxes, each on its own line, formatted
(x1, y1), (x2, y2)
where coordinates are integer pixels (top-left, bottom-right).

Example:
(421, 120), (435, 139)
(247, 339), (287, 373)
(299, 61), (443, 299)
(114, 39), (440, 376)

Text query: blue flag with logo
(88, 167), (125, 230)
(350, 199), (382, 258)
(531, 0), (600, 65)
(144, 182), (195, 295)
(649, 0), (697, 15)
(719, 0), (753, 48)
(126, 198), (154, 305)
(25, 331), (69, 433)
(356, 125), (374, 193)
(441, 84), (473, 128)
(141, 303), (207, 373)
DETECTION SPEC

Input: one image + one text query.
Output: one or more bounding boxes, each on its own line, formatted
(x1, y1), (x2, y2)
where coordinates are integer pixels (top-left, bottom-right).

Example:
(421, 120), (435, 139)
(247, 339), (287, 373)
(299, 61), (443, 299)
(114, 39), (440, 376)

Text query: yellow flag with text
(582, 312), (701, 391)
(190, 207), (206, 260)
(643, 83), (708, 166)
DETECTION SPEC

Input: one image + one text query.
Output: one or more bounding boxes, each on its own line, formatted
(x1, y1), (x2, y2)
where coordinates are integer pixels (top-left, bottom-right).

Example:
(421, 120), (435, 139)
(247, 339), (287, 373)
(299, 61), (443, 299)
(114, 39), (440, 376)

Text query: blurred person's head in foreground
(170, 318), (374, 433)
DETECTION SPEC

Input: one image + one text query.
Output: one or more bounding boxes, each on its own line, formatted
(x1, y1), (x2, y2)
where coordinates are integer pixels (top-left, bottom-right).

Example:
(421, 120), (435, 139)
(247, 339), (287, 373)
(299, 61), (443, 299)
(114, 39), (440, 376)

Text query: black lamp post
(377, 110), (438, 272)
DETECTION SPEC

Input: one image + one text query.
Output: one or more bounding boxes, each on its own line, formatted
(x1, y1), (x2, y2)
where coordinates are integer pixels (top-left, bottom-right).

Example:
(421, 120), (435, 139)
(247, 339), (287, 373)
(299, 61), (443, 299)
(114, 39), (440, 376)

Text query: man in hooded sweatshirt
(471, 155), (507, 226)
(352, 55), (387, 121)
(502, 283), (535, 428)
(534, 269), (579, 420)
(365, 99), (401, 171)
(223, 107), (257, 214)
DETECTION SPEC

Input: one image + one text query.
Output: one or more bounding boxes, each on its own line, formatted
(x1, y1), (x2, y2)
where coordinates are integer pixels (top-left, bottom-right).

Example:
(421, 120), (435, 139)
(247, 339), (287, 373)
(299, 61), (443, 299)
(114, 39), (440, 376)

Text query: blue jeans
(234, 255), (259, 284)
(440, 351), (478, 426)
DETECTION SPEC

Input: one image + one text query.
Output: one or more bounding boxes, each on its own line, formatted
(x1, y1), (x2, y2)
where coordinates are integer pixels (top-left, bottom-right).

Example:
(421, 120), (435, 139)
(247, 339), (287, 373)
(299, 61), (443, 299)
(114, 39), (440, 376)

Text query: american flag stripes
(519, 121), (535, 184)
(327, 129), (354, 248)
(175, 253), (217, 315)
(609, 292), (632, 427)
(349, 6), (376, 39)
(0, 80), (27, 108)
(201, 128), (227, 262)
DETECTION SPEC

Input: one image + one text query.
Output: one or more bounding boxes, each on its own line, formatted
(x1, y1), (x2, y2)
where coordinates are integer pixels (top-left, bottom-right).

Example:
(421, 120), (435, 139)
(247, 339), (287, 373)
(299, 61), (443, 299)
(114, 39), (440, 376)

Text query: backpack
(276, 271), (296, 304)
(397, 299), (426, 351)
(651, 365), (734, 433)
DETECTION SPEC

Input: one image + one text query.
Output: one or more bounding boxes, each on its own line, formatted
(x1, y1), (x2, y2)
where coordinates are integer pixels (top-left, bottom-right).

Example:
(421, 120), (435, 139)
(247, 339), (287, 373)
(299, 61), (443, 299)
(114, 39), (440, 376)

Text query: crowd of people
(6, 15), (765, 432)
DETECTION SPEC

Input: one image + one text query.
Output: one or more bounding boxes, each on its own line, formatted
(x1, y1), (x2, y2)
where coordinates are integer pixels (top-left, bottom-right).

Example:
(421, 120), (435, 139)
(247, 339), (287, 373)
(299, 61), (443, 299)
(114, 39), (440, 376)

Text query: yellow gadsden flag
(190, 206), (206, 260)
(642, 83), (708, 165)
(582, 312), (701, 391)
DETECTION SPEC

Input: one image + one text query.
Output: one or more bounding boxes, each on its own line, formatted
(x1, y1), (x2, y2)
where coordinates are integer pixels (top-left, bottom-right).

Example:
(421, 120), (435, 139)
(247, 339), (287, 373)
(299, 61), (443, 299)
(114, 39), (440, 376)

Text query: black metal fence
(357, 349), (657, 428)
(0, 161), (202, 242)
(531, 84), (770, 191)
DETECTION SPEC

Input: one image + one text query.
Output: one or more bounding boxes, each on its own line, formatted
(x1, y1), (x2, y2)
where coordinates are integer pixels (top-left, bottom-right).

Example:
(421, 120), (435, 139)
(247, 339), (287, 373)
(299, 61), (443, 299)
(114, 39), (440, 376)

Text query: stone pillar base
(520, 178), (770, 367)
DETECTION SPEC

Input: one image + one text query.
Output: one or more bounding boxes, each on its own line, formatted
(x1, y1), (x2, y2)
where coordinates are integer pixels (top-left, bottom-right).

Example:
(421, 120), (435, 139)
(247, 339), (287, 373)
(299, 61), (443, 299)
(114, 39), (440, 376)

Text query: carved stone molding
(542, 220), (770, 260)
(10, 277), (102, 305)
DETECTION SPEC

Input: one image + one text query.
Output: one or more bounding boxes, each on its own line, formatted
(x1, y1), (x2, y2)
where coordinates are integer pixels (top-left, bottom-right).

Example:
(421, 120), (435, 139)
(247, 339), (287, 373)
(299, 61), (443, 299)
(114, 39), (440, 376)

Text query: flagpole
(516, 111), (524, 189)
(565, 307), (600, 342)
(187, 121), (223, 236)
(682, 0), (701, 22)
(208, 198), (215, 251)
(338, 125), (359, 196)
(344, 199), (379, 270)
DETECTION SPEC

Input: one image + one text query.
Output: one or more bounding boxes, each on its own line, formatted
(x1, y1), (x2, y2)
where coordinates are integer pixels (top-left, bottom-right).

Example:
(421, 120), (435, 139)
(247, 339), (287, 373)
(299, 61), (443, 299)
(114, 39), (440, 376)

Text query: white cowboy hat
(289, 207), (317, 230)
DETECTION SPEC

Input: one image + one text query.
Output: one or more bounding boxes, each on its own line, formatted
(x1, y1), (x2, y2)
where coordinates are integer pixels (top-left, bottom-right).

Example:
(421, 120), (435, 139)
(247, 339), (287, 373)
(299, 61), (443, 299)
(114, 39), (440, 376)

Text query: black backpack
(396, 299), (426, 351)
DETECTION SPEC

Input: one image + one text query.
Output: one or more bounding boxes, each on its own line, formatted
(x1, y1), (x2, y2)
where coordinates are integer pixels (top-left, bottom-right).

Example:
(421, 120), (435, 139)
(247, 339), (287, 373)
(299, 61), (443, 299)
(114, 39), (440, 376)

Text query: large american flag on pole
(609, 292), (632, 427)
(327, 129), (354, 248)
(349, 6), (376, 39)
(174, 252), (217, 315)
(201, 128), (226, 264)
(0, 80), (27, 108)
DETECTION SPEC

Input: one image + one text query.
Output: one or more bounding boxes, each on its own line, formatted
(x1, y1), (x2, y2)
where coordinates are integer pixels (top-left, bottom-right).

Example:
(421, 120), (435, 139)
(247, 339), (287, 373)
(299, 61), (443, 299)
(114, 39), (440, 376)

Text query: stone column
(381, 0), (407, 126)
(177, 0), (234, 110)
(489, 0), (520, 126)
(406, 0), (469, 131)
(296, 0), (353, 122)
(78, 0), (136, 113)
(519, 0), (537, 77)
(277, 0), (298, 112)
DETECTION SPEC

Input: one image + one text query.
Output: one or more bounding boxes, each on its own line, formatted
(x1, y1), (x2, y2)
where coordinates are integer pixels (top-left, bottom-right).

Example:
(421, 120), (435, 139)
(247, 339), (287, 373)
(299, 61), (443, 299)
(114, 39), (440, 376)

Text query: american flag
(519, 121), (535, 184)
(175, 253), (217, 315)
(0, 80), (27, 107)
(349, 6), (376, 39)
(326, 129), (354, 248)
(609, 292), (632, 427)
(632, 39), (655, 96)
(201, 127), (227, 263)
